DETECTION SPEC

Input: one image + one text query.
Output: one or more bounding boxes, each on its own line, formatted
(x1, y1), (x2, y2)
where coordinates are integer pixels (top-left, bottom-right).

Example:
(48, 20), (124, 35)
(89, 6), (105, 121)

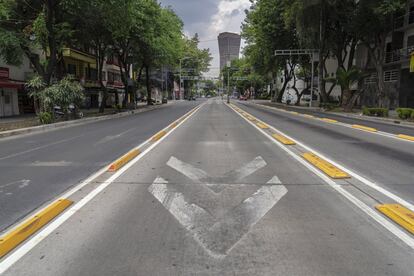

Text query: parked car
(188, 96), (196, 101)
(162, 97), (168, 104)
(239, 95), (248, 101)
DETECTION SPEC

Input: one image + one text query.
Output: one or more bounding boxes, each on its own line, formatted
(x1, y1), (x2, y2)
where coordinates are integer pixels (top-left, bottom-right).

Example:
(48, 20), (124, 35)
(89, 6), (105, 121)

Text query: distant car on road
(239, 95), (248, 101)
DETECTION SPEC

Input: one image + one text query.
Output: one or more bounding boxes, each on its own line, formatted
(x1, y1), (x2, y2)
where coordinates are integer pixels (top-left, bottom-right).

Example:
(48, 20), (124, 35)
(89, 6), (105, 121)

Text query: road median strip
(302, 152), (350, 179)
(376, 204), (414, 235)
(256, 122), (270, 129)
(0, 199), (73, 258)
(397, 134), (414, 142)
(320, 118), (338, 123)
(272, 134), (296, 145)
(151, 130), (167, 142)
(108, 149), (141, 172)
(352, 124), (378, 132)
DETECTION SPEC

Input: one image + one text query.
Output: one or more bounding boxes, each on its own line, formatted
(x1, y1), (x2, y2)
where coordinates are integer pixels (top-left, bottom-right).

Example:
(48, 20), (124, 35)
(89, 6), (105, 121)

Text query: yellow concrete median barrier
(397, 134), (414, 142)
(0, 199), (73, 258)
(352, 125), (378, 132)
(151, 130), (167, 142)
(257, 122), (270, 129)
(320, 118), (338, 123)
(302, 114), (315, 118)
(302, 152), (350, 179)
(108, 148), (141, 172)
(376, 204), (414, 234)
(272, 134), (296, 145)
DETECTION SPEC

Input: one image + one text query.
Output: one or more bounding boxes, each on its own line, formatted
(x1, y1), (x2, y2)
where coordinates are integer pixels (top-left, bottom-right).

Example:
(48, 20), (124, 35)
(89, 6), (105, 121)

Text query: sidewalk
(251, 100), (414, 129)
(0, 102), (172, 138)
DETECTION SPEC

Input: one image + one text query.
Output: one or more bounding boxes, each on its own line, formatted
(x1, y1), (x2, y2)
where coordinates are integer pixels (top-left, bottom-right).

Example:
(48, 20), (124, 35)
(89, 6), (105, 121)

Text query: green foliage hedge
(396, 108), (414, 120)
(362, 107), (389, 117)
(38, 112), (53, 124)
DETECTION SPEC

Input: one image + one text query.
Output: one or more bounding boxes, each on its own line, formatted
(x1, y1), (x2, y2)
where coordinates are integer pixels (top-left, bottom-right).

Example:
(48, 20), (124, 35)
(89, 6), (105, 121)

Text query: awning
(0, 80), (23, 89)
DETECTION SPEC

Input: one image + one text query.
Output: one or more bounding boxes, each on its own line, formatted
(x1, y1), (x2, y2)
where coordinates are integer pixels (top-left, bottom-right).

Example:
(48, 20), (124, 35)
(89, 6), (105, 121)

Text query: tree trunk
(341, 89), (352, 109)
(146, 65), (152, 105)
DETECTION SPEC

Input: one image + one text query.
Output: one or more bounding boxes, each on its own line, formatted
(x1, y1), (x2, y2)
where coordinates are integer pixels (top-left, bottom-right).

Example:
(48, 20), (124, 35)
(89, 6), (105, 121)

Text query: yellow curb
(0, 199), (73, 258)
(376, 204), (414, 234)
(257, 122), (269, 129)
(169, 122), (178, 129)
(320, 118), (338, 123)
(397, 134), (414, 142)
(247, 116), (256, 121)
(272, 134), (296, 145)
(352, 125), (378, 132)
(151, 130), (167, 142)
(302, 152), (350, 179)
(290, 111), (299, 115)
(302, 114), (315, 118)
(108, 148), (141, 172)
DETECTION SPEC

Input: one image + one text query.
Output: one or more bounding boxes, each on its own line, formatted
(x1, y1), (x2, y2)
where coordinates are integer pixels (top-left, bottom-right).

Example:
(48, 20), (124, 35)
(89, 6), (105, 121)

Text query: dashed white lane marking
(0, 135), (84, 161)
(0, 180), (30, 190)
(149, 156), (287, 258)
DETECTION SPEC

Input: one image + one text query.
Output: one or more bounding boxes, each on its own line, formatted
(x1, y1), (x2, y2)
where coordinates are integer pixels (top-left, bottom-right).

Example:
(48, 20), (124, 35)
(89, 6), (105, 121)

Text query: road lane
(236, 101), (414, 203)
(3, 99), (414, 275)
(258, 101), (414, 136)
(0, 101), (200, 232)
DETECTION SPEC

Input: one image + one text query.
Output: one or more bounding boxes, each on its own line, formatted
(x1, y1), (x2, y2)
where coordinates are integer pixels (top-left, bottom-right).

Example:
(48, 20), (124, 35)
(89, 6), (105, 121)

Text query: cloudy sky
(159, 0), (251, 77)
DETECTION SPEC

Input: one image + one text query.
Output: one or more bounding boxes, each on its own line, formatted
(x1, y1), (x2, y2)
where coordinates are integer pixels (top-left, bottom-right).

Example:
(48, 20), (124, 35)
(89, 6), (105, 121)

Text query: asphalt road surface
(2, 98), (413, 275)
(236, 101), (414, 202)
(0, 101), (199, 232)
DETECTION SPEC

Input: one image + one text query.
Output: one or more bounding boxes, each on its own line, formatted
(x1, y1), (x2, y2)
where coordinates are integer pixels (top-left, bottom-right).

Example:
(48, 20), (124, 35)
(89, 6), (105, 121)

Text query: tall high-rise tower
(218, 32), (241, 70)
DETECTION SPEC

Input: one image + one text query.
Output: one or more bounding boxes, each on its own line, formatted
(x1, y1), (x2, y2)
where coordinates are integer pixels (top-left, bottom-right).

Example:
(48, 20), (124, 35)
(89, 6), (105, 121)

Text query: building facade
(357, 0), (414, 109)
(0, 57), (35, 117)
(218, 32), (241, 70)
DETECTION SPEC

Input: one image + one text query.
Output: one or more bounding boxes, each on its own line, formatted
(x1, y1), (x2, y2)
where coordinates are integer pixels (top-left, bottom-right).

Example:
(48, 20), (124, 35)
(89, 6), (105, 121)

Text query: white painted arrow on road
(148, 156), (287, 258)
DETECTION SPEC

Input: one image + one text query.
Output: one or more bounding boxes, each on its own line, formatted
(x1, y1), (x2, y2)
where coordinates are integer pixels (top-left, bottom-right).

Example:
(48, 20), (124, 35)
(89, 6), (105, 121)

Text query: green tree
(357, 0), (406, 107)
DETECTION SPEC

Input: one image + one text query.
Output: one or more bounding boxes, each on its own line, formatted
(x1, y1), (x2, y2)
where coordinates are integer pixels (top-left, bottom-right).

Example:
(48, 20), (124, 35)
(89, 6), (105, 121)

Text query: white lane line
(245, 104), (414, 212)
(255, 103), (414, 144)
(229, 104), (414, 250)
(0, 135), (85, 161)
(0, 180), (30, 190)
(0, 104), (204, 274)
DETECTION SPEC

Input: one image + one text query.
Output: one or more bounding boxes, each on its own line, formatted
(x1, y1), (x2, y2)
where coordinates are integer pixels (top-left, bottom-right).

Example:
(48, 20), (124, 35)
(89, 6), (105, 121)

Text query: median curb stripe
(397, 134), (414, 142)
(302, 152), (350, 179)
(256, 122), (269, 129)
(108, 148), (141, 172)
(352, 124), (378, 132)
(320, 118), (338, 123)
(0, 199), (73, 258)
(376, 204), (414, 234)
(151, 130), (167, 142)
(272, 134), (296, 145)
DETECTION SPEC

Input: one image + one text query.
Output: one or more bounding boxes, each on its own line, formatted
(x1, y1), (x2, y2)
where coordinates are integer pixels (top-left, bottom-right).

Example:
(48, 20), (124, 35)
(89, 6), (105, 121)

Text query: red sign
(0, 67), (9, 79)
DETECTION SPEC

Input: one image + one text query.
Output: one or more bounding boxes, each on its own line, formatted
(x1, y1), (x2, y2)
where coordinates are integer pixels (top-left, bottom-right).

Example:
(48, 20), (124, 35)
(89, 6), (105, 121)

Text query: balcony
(385, 46), (414, 64)
(394, 11), (414, 30)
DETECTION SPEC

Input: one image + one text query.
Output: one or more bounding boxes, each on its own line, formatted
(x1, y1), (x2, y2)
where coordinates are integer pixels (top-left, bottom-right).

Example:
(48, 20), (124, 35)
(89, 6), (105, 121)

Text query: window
(384, 70), (399, 82)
